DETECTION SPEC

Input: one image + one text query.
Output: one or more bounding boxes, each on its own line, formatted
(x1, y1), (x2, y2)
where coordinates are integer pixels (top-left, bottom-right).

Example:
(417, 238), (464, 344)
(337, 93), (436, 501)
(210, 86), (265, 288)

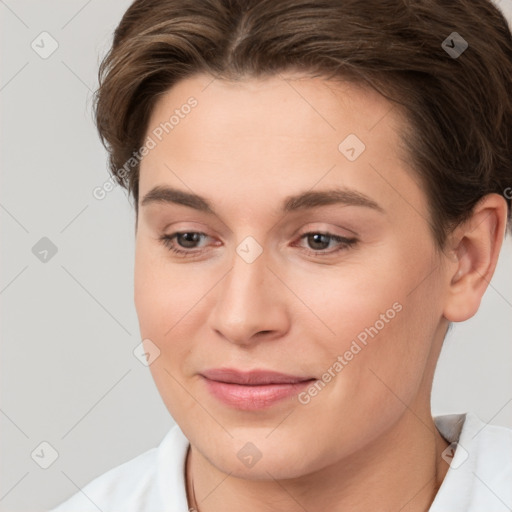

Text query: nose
(207, 246), (290, 347)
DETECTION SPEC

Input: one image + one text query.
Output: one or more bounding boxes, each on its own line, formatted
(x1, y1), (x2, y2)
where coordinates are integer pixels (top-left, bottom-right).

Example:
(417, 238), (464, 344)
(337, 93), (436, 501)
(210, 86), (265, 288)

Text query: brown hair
(94, 0), (512, 248)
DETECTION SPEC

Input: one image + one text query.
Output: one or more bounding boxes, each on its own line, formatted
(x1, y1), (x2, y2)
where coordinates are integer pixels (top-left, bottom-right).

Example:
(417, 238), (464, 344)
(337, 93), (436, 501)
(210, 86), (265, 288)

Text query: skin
(134, 73), (508, 512)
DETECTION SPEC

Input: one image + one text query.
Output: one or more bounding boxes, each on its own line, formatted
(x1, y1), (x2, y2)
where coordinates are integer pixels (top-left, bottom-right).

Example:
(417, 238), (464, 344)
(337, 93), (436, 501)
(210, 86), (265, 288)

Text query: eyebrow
(140, 185), (385, 214)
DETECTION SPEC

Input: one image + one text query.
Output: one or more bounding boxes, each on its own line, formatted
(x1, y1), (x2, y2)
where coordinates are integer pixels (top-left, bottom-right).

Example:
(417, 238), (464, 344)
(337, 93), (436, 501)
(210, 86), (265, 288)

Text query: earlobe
(443, 193), (508, 323)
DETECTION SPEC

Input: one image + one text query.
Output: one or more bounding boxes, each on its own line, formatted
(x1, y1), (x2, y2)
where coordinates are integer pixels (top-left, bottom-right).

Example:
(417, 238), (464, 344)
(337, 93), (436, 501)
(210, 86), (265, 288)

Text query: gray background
(1, 1), (511, 510)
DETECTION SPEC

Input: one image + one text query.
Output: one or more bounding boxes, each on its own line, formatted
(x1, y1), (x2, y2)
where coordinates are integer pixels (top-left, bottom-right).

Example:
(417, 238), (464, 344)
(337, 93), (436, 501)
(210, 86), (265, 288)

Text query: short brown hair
(94, 0), (512, 248)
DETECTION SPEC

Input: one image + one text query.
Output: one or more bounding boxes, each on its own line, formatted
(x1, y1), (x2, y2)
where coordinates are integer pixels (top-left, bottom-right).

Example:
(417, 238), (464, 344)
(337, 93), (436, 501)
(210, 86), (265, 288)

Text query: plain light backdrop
(1, 1), (511, 511)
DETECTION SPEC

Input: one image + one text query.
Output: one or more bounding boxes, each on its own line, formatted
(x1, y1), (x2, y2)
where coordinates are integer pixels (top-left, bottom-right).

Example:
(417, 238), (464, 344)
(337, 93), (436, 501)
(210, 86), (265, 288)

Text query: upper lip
(201, 368), (315, 385)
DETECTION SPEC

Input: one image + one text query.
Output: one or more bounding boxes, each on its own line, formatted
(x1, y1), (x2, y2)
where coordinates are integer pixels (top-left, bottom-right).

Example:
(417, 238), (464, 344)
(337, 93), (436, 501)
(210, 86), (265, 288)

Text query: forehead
(138, 73), (426, 227)
(146, 73), (400, 147)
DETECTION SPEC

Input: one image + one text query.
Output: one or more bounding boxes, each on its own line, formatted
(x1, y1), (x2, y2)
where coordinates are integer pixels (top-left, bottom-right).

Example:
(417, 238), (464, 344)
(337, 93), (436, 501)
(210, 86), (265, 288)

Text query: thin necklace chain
(187, 447), (199, 512)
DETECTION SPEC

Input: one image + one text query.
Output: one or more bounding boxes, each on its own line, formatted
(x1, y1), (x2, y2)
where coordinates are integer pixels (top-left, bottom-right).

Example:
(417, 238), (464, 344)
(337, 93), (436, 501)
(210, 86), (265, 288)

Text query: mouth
(200, 368), (317, 410)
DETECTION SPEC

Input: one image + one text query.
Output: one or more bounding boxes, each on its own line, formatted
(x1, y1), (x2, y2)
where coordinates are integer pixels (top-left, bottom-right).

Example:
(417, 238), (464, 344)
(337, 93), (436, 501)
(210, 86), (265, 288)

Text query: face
(134, 73), (450, 479)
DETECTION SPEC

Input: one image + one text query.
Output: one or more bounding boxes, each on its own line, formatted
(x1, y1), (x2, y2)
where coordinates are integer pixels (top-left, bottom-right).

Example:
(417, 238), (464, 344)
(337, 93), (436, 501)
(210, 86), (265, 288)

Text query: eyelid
(293, 223), (359, 241)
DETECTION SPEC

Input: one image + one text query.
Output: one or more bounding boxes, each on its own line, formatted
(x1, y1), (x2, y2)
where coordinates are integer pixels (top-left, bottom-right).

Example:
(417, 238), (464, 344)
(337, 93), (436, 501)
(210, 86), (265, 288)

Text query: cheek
(285, 252), (402, 349)
(134, 242), (203, 418)
(290, 246), (439, 388)
(134, 240), (201, 336)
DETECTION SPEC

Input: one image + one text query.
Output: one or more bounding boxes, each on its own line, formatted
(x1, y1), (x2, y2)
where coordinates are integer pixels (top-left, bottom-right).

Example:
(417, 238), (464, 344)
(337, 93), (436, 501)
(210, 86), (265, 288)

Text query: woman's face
(134, 73), (451, 478)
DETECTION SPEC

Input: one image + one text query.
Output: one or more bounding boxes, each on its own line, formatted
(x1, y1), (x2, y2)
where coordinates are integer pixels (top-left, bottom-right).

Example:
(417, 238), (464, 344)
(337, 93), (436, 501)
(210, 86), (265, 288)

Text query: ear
(443, 193), (508, 322)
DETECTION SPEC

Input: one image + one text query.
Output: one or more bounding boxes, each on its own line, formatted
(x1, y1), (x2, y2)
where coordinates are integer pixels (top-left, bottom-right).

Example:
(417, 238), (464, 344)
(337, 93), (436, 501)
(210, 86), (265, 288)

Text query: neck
(186, 407), (451, 512)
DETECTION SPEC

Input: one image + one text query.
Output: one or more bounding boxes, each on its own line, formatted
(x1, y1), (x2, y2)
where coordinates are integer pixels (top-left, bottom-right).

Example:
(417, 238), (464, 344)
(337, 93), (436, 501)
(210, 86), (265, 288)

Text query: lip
(200, 368), (316, 410)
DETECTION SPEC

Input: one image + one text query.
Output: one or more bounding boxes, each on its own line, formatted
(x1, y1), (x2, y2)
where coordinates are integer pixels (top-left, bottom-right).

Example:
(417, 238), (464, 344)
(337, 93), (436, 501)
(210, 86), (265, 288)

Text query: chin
(195, 432), (322, 481)
(211, 449), (312, 481)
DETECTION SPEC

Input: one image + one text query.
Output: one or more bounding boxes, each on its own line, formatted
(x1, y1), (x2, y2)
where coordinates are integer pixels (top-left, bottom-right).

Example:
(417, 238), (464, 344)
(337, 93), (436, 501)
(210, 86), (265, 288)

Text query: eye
(295, 232), (358, 256)
(158, 230), (358, 258)
(159, 231), (211, 257)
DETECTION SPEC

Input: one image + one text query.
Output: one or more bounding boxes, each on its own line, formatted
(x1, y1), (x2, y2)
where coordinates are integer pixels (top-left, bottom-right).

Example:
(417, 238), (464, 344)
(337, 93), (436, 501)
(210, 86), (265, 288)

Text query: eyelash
(158, 231), (358, 258)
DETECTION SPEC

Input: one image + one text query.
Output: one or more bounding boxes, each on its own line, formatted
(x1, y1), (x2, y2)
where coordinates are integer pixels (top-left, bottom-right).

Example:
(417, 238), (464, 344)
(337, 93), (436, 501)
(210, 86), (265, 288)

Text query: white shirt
(50, 412), (512, 512)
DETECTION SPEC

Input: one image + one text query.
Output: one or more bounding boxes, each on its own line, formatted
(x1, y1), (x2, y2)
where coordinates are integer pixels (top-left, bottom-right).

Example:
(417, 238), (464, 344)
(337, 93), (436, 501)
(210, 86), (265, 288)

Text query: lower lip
(202, 377), (314, 410)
